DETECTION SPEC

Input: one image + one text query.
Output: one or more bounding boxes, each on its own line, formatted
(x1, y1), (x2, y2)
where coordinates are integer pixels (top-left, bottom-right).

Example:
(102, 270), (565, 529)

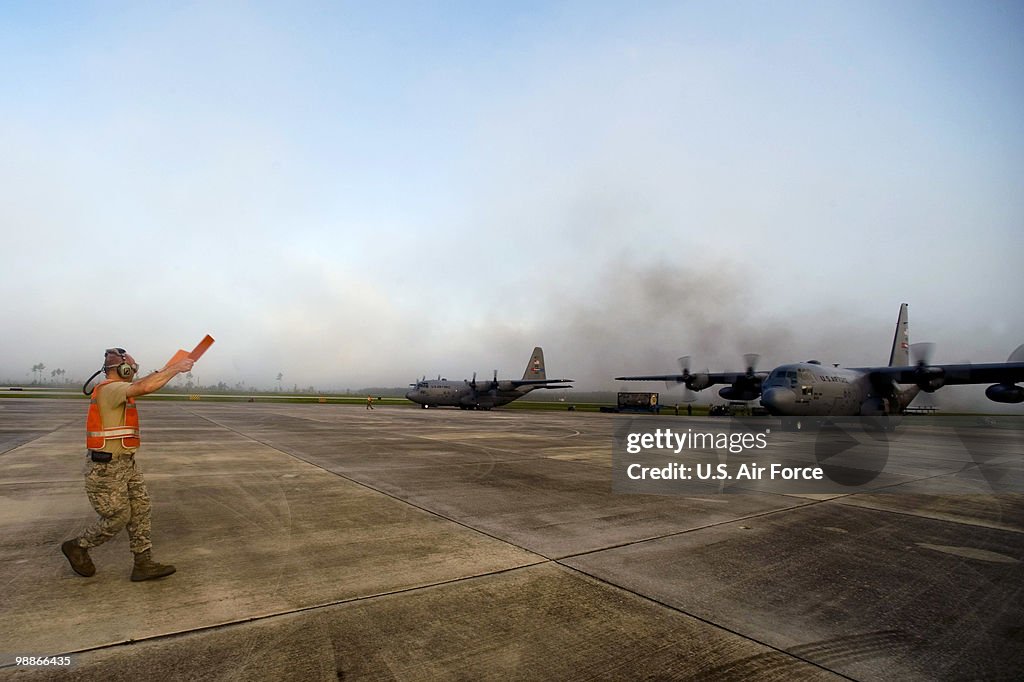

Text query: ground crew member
(61, 348), (194, 581)
(366, 395), (374, 410)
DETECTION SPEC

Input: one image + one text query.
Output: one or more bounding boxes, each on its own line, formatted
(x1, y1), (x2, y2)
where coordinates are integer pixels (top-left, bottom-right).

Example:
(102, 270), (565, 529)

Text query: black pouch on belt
(90, 451), (112, 463)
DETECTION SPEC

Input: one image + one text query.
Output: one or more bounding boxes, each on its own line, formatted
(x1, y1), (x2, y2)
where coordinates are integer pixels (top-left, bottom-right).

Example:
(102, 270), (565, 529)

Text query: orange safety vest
(86, 380), (140, 450)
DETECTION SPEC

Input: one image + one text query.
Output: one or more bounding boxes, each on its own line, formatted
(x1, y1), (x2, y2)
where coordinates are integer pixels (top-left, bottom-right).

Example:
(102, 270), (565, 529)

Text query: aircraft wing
(855, 362), (1024, 386)
(511, 378), (574, 386)
(616, 370), (769, 402)
(614, 372), (759, 386)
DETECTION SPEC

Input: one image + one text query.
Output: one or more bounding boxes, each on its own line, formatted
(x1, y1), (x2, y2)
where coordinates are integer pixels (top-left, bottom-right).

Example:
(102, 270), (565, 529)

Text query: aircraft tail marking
(888, 303), (909, 367)
(524, 347), (546, 380)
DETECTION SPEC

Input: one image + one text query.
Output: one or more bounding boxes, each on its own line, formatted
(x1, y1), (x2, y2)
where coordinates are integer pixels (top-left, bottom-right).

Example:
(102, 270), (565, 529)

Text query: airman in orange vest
(61, 348), (194, 581)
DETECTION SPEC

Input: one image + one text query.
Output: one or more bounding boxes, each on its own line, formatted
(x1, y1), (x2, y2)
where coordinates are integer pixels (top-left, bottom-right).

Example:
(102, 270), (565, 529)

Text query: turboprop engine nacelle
(914, 367), (945, 393)
(985, 383), (1024, 404)
(687, 374), (711, 391)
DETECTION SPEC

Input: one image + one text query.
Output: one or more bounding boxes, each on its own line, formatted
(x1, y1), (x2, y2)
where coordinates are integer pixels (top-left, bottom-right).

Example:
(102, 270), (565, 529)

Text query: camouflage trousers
(79, 455), (153, 555)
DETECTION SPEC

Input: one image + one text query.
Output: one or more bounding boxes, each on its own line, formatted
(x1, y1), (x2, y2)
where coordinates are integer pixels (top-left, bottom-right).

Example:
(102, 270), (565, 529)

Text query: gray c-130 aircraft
(616, 304), (1024, 417)
(406, 347), (573, 410)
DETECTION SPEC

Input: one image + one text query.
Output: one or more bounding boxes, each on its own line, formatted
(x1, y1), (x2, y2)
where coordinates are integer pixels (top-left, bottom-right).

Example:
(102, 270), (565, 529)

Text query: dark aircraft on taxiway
(406, 347), (573, 410)
(616, 304), (1024, 417)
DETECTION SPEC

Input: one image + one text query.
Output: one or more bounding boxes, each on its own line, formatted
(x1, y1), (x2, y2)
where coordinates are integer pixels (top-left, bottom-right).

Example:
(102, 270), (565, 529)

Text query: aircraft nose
(760, 387), (795, 415)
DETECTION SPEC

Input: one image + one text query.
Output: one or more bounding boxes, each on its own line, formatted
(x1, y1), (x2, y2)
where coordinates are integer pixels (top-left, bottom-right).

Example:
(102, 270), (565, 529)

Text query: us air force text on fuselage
(611, 416), (1024, 495)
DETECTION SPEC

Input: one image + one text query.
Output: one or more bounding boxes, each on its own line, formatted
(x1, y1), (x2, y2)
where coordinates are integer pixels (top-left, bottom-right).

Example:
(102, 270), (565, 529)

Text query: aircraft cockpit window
(765, 369), (799, 389)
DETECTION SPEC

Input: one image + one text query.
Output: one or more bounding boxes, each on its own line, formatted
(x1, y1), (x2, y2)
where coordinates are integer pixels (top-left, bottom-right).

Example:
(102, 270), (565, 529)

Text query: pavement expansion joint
(185, 408), (560, 560)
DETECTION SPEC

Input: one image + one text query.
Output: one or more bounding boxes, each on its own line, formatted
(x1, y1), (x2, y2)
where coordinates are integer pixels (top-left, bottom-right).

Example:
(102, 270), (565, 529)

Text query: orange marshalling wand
(163, 335), (215, 369)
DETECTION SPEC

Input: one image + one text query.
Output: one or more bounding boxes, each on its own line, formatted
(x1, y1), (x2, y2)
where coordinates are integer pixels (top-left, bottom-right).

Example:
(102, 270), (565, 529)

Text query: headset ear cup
(118, 363), (133, 378)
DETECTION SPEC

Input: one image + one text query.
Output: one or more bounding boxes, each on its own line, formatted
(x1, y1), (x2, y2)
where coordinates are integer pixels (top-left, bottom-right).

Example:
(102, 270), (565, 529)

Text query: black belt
(89, 451), (113, 463)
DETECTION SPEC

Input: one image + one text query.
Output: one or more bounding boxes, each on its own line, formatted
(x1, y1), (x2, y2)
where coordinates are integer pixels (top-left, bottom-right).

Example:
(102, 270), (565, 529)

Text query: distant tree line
(26, 364), (72, 385)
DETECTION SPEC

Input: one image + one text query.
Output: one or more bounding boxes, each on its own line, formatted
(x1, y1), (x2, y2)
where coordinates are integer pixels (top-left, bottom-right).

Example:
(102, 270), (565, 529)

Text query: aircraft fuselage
(759, 362), (917, 416)
(405, 379), (537, 409)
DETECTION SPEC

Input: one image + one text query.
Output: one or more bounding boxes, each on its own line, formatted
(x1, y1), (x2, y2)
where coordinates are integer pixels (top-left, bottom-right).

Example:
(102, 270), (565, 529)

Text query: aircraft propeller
(910, 342), (944, 392)
(715, 353), (764, 402)
(470, 370), (501, 394)
(911, 342), (935, 367)
(663, 356), (706, 402)
(743, 353), (760, 377)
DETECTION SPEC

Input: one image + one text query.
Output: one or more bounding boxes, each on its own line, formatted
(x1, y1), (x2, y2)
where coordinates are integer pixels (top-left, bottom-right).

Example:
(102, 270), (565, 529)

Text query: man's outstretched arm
(126, 359), (195, 398)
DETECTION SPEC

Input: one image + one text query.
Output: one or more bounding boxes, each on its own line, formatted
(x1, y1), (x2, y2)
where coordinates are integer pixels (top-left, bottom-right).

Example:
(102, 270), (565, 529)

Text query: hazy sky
(2, 1), (1022, 403)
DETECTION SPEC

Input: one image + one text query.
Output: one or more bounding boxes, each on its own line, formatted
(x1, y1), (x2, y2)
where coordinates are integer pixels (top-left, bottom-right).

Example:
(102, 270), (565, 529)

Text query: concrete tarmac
(0, 399), (1021, 680)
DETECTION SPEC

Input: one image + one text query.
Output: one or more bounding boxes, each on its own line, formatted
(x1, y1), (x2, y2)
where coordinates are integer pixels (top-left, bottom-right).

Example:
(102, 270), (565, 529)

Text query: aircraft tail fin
(888, 303), (910, 367)
(523, 347), (545, 380)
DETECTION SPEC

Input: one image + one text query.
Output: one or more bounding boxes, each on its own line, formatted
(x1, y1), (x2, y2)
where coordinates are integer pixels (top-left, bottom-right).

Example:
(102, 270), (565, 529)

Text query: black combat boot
(61, 539), (96, 577)
(130, 549), (176, 581)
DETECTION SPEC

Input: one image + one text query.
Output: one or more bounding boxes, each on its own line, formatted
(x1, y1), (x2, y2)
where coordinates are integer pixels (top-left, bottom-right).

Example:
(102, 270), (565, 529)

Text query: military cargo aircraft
(615, 304), (1024, 417)
(406, 347), (573, 410)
